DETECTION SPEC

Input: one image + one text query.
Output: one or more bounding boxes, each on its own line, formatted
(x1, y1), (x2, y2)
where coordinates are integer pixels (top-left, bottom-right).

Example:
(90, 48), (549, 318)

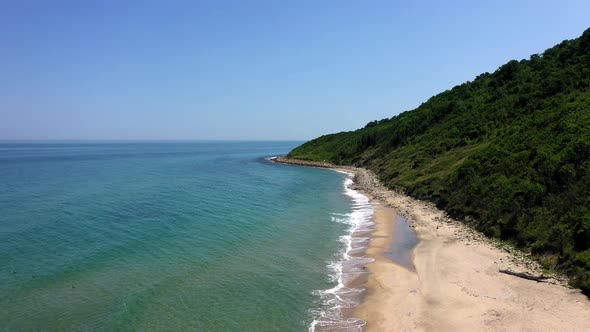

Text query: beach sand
(274, 157), (590, 331)
(353, 204), (421, 331)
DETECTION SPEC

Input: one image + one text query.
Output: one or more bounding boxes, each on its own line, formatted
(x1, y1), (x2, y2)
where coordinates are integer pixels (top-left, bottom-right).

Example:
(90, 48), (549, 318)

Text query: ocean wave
(309, 174), (374, 332)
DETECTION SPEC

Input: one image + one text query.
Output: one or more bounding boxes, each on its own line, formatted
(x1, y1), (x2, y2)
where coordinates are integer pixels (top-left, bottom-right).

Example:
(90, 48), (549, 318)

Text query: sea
(0, 141), (375, 331)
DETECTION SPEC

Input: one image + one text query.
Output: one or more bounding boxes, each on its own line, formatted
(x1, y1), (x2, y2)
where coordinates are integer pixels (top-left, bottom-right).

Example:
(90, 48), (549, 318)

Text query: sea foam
(309, 175), (375, 332)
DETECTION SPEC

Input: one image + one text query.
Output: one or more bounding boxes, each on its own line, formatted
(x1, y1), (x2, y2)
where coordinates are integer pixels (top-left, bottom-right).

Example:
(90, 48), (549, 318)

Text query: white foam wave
(309, 174), (374, 332)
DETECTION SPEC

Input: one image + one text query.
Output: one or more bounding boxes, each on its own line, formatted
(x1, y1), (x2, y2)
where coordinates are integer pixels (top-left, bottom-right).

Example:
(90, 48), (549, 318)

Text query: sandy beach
(274, 157), (590, 331)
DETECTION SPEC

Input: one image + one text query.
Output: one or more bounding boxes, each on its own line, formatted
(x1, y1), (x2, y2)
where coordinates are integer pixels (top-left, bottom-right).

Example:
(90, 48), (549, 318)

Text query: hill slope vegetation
(288, 28), (590, 293)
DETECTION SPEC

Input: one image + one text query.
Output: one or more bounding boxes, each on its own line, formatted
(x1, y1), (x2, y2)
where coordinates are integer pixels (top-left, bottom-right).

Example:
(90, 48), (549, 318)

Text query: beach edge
(272, 157), (590, 331)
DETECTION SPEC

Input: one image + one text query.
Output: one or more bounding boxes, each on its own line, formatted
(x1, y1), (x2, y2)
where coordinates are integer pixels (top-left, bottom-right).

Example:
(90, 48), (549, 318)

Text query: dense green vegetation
(289, 28), (590, 294)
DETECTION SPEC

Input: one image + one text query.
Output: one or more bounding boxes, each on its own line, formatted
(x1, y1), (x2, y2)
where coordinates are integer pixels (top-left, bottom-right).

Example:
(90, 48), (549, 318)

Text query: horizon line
(0, 139), (307, 143)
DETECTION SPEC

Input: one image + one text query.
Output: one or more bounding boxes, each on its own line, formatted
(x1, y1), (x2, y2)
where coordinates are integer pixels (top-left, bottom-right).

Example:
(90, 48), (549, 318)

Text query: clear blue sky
(2, 0), (589, 140)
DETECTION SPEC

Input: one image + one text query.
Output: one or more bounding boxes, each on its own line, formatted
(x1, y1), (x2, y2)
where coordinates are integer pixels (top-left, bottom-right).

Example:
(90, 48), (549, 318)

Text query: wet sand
(353, 204), (421, 331)
(274, 157), (590, 331)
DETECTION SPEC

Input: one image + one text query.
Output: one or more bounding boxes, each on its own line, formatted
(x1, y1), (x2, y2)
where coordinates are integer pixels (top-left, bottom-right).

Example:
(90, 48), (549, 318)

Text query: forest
(288, 28), (590, 294)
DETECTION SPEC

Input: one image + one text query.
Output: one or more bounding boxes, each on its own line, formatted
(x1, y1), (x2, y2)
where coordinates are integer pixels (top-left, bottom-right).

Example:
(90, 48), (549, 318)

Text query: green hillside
(288, 28), (590, 293)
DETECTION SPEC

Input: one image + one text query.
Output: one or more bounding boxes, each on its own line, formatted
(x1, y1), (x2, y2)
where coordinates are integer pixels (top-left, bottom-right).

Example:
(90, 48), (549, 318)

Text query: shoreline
(273, 157), (590, 331)
(309, 173), (374, 331)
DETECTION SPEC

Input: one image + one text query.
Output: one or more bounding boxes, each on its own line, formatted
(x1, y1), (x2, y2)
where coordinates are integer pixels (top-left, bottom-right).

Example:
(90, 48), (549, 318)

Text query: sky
(1, 0), (589, 140)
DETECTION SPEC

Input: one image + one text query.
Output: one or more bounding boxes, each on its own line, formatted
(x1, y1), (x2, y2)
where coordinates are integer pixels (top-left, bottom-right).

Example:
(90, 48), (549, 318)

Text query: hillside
(288, 28), (590, 294)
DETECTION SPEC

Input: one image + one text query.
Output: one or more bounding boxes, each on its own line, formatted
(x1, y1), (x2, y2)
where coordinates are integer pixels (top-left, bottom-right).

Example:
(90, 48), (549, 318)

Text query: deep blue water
(0, 141), (363, 331)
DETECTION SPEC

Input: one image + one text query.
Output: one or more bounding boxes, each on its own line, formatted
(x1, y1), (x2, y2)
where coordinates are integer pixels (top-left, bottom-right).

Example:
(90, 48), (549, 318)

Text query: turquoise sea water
(0, 142), (371, 331)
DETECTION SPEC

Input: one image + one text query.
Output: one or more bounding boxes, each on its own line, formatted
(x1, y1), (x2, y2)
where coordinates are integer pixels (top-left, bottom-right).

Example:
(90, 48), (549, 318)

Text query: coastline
(273, 157), (590, 331)
(309, 172), (374, 331)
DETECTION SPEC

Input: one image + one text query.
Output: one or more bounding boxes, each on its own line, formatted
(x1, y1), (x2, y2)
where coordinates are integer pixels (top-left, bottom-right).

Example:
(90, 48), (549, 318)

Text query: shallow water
(383, 215), (418, 271)
(0, 141), (368, 331)
(311, 176), (375, 331)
